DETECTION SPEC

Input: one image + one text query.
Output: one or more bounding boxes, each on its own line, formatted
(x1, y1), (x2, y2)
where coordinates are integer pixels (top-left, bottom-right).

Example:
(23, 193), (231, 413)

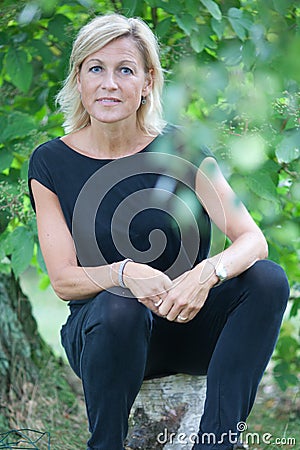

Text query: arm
(31, 180), (172, 304)
(158, 157), (268, 321)
(195, 157), (268, 276)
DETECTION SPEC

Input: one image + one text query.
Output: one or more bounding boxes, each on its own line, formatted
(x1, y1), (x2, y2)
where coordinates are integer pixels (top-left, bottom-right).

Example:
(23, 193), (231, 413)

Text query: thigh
(61, 288), (151, 378)
(144, 277), (245, 379)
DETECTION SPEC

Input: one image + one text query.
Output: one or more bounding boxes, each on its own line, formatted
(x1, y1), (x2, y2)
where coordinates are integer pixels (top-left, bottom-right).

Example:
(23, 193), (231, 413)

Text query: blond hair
(56, 13), (166, 135)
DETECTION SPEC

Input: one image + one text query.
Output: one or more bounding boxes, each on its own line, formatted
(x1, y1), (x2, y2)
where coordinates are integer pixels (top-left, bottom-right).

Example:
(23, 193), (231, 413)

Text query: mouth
(97, 97), (121, 104)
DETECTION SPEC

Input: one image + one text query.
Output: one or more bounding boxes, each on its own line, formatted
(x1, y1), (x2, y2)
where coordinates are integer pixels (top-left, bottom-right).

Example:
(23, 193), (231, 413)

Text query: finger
(166, 305), (184, 321)
(158, 296), (174, 317)
(154, 298), (163, 307)
(176, 313), (189, 323)
(137, 296), (166, 317)
(138, 298), (157, 312)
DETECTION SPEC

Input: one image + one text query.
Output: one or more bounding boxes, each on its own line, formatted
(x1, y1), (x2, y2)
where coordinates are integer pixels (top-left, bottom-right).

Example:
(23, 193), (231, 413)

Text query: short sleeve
(199, 144), (215, 160)
(158, 124), (217, 167)
(28, 143), (57, 211)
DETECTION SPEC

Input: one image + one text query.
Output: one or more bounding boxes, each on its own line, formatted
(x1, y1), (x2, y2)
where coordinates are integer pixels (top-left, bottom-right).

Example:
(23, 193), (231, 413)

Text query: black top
(28, 126), (214, 279)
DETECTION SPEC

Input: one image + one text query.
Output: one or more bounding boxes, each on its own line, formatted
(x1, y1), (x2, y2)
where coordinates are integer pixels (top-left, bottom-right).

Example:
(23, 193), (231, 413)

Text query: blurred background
(0, 0), (299, 447)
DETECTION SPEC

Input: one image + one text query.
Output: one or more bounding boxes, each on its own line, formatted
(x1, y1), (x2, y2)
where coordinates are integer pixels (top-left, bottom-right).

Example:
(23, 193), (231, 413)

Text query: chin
(92, 113), (136, 125)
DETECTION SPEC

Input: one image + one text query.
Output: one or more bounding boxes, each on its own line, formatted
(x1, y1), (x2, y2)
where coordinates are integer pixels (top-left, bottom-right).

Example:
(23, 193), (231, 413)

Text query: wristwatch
(215, 263), (227, 285)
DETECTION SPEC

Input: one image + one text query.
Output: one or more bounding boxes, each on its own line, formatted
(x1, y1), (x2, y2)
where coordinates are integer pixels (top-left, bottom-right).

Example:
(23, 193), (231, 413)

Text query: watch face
(216, 263), (227, 281)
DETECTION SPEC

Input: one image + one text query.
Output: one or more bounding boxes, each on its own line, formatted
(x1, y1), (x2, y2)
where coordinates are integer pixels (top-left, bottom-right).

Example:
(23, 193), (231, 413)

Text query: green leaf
(175, 14), (197, 36)
(39, 273), (50, 290)
(228, 7), (246, 40)
(227, 7), (242, 19)
(247, 172), (278, 202)
(190, 25), (217, 53)
(5, 47), (33, 93)
(48, 14), (72, 42)
(30, 39), (53, 64)
(273, 365), (299, 391)
(37, 243), (47, 273)
(0, 52), (4, 74)
(158, 0), (182, 14)
(156, 17), (172, 38)
(0, 149), (13, 172)
(211, 18), (225, 40)
(9, 227), (34, 278)
(273, 0), (294, 15)
(190, 30), (205, 53)
(0, 209), (10, 234)
(275, 335), (299, 360)
(0, 32), (8, 45)
(0, 112), (35, 143)
(276, 131), (300, 164)
(218, 39), (242, 66)
(122, 0), (138, 15)
(186, 0), (199, 16)
(200, 0), (222, 21)
(241, 40), (256, 69)
(20, 159), (29, 181)
(0, 230), (11, 255)
(290, 297), (300, 318)
(145, 0), (160, 6)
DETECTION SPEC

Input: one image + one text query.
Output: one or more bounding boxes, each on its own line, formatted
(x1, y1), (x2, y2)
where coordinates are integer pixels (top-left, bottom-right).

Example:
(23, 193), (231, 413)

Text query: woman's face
(77, 37), (153, 127)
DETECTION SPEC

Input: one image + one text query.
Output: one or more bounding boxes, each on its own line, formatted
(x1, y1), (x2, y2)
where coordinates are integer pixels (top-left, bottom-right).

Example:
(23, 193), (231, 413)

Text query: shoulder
(28, 137), (67, 186)
(160, 123), (216, 164)
(30, 137), (62, 161)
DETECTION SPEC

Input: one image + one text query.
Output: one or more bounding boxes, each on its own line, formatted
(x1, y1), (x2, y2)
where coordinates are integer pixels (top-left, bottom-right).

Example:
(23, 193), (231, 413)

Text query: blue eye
(120, 67), (133, 75)
(90, 66), (102, 73)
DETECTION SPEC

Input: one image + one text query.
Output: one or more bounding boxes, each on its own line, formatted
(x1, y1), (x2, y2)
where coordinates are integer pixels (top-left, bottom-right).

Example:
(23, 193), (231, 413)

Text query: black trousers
(60, 260), (289, 450)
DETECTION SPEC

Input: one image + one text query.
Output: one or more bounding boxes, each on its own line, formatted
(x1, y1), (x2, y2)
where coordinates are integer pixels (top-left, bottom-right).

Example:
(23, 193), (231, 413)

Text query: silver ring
(177, 315), (188, 321)
(154, 298), (163, 307)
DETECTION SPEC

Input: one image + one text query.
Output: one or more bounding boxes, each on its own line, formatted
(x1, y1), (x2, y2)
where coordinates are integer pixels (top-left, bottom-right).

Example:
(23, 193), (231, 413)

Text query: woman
(28, 13), (289, 450)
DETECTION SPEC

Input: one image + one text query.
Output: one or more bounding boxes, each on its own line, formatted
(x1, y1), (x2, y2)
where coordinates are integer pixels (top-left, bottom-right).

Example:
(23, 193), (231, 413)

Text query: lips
(97, 97), (121, 104)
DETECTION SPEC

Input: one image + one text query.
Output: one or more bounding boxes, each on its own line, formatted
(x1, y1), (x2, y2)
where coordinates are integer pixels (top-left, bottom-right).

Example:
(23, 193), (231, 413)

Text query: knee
(84, 290), (152, 337)
(242, 260), (289, 313)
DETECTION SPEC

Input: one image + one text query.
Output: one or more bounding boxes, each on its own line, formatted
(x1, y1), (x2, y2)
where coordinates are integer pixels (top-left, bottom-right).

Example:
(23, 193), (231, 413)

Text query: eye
(120, 67), (133, 75)
(89, 66), (102, 73)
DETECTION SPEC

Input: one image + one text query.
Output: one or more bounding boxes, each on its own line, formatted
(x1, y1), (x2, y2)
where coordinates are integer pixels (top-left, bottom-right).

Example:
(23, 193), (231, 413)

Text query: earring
(141, 96), (147, 105)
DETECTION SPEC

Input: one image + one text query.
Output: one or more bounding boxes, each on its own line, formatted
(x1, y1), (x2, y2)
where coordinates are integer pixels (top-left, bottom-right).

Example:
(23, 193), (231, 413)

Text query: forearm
(52, 260), (173, 305)
(159, 230), (268, 322)
(204, 230), (268, 284)
(51, 263), (121, 301)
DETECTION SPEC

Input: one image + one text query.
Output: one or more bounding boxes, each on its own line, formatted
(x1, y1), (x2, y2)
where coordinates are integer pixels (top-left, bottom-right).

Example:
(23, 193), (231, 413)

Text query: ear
(76, 70), (82, 94)
(142, 68), (154, 96)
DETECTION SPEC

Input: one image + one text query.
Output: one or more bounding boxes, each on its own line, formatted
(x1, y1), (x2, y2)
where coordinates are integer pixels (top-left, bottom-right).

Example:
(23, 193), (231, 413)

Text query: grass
(6, 357), (88, 449)
(245, 379), (299, 450)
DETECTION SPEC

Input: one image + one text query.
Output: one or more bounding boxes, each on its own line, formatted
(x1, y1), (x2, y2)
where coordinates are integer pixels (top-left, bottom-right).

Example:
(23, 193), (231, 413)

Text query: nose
(101, 70), (118, 90)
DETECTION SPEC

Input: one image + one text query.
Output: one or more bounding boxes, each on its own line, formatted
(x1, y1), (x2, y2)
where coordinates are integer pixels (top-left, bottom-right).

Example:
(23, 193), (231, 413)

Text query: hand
(123, 262), (173, 316)
(158, 261), (217, 322)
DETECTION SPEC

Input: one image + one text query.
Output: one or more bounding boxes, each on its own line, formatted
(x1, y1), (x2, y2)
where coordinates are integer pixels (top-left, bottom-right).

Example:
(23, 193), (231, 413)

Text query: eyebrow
(86, 58), (138, 68)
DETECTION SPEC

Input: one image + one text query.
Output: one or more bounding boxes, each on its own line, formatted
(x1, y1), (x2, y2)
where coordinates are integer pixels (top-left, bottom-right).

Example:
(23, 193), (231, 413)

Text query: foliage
(0, 0), (299, 389)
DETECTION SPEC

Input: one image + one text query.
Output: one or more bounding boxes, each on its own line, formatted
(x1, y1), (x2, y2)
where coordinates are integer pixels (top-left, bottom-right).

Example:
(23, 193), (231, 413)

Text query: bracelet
(109, 262), (117, 285)
(206, 259), (216, 273)
(118, 258), (133, 288)
(197, 259), (215, 285)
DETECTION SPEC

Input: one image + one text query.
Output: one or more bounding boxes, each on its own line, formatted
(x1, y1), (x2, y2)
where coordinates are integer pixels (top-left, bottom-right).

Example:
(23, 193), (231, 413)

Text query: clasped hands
(123, 261), (216, 323)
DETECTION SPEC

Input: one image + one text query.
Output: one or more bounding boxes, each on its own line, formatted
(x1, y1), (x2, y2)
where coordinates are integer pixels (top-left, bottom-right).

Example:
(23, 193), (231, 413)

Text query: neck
(87, 119), (148, 158)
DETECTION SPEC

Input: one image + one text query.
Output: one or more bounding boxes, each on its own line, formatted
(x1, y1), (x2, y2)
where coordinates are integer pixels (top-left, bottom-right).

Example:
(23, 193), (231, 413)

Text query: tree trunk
(126, 374), (207, 450)
(0, 273), (53, 429)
